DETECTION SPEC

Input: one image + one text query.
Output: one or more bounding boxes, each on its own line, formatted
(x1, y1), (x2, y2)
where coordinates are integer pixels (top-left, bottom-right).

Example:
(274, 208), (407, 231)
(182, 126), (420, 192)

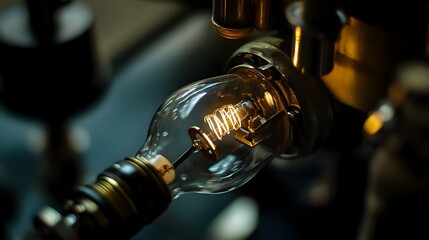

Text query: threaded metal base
(35, 157), (172, 239)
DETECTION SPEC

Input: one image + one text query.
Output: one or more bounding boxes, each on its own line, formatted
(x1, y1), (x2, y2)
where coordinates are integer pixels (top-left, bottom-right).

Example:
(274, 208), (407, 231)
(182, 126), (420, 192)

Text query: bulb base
(226, 35), (334, 157)
(33, 157), (171, 240)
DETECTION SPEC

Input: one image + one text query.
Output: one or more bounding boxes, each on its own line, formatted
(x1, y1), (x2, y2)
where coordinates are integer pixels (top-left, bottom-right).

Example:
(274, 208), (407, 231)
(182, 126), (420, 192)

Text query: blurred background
(0, 1), (278, 239)
(0, 0), (427, 240)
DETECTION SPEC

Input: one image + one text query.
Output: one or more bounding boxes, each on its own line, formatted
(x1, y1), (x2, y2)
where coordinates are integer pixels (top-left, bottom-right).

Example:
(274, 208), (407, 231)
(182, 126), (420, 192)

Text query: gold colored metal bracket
(235, 110), (287, 147)
(188, 126), (219, 161)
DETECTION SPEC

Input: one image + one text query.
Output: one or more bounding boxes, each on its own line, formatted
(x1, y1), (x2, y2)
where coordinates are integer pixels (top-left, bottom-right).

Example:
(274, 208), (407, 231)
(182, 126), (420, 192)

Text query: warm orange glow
(363, 112), (384, 135)
(205, 104), (242, 140)
(264, 91), (274, 106)
(292, 27), (302, 66)
(388, 82), (407, 104)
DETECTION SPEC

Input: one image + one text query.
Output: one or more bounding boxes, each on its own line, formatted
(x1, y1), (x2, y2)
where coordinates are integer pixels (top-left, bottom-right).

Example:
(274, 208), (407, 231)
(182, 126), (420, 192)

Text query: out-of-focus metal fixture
(359, 62), (429, 240)
(28, 0), (428, 239)
(0, 0), (106, 200)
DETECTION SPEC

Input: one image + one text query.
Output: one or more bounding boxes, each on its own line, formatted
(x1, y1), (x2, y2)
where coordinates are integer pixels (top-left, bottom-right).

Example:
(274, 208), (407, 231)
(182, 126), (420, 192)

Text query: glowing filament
(204, 104), (242, 140)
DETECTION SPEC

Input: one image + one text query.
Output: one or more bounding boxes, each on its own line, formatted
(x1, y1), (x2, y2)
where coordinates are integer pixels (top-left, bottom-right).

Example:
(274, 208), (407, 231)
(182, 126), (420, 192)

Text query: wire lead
(172, 145), (196, 168)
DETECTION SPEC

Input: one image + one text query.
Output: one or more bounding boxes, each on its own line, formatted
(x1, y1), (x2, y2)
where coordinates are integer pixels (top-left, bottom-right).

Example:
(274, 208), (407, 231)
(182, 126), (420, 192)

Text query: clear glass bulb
(136, 70), (290, 198)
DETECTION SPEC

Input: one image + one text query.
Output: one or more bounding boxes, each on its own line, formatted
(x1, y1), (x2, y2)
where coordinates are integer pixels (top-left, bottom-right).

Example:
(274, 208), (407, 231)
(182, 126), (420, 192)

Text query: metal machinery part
(30, 0), (428, 239)
(212, 0), (428, 112)
(30, 157), (171, 240)
(0, 0), (106, 201)
(225, 36), (334, 157)
(0, 0), (104, 123)
(358, 62), (429, 240)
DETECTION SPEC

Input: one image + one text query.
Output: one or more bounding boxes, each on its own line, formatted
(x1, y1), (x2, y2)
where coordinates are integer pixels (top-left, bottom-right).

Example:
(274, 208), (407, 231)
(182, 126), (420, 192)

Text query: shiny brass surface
(188, 126), (219, 161)
(212, 0), (254, 39)
(286, 1), (346, 76)
(254, 0), (273, 31)
(226, 36), (334, 156)
(213, 0), (427, 112)
(323, 17), (391, 112)
(91, 175), (138, 221)
(235, 110), (287, 147)
(211, 19), (254, 39)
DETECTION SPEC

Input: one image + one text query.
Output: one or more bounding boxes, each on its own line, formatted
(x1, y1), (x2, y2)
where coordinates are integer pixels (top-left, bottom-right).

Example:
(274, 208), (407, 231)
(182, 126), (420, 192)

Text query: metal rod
(172, 145), (196, 168)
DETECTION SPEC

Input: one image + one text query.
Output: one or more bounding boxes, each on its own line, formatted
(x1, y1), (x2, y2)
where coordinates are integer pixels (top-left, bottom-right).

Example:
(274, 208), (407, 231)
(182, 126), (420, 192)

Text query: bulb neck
(33, 157), (171, 240)
(226, 35), (334, 157)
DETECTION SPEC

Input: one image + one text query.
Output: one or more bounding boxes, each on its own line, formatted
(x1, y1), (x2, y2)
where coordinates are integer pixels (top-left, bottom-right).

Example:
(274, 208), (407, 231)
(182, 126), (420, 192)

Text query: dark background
(0, 1), (369, 239)
(0, 1), (260, 239)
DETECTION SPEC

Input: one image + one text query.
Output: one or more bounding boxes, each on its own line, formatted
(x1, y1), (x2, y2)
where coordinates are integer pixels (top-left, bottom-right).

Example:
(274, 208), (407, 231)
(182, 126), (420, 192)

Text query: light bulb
(33, 37), (337, 240)
(32, 67), (294, 240)
(136, 67), (291, 198)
